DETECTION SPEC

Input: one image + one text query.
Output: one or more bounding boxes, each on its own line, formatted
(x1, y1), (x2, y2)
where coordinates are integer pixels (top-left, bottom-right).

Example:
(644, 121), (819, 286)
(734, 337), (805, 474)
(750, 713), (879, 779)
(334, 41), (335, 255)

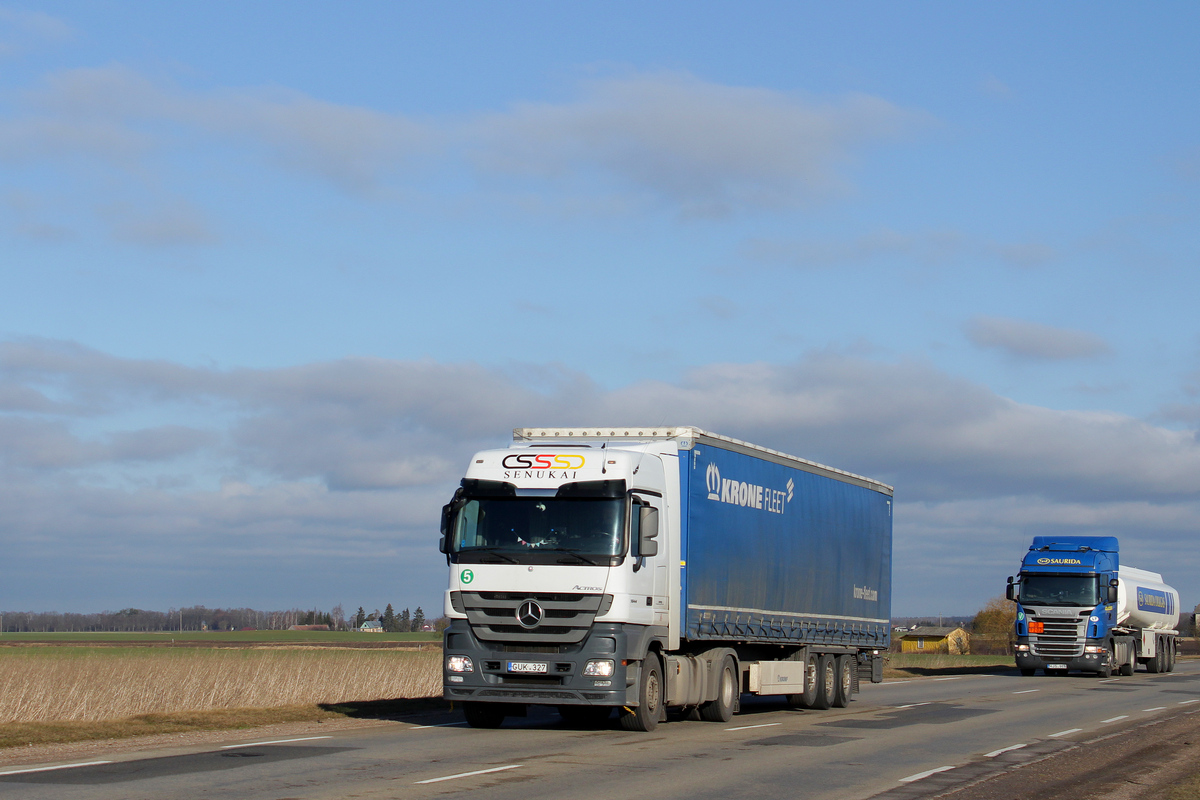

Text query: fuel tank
(1116, 566), (1180, 630)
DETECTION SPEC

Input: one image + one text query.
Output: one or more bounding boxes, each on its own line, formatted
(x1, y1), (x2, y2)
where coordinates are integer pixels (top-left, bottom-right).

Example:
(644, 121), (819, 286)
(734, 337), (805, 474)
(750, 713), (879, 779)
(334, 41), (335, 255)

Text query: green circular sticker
(460, 568), (474, 585)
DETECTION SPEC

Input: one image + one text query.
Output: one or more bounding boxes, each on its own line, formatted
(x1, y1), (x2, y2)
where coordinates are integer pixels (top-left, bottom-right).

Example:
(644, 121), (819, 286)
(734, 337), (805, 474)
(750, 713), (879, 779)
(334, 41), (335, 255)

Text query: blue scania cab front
(1006, 536), (1120, 676)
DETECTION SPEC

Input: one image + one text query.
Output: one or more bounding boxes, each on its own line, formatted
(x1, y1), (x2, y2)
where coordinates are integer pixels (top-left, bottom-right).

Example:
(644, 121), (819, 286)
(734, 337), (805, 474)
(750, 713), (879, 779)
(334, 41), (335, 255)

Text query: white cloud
(965, 315), (1112, 360)
(468, 73), (926, 216)
(3, 339), (1198, 614)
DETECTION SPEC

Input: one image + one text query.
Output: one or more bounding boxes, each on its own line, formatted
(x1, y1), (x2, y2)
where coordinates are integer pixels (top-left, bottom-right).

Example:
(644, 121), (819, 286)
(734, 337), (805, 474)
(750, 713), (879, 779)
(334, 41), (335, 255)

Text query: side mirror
(638, 506), (659, 557)
(1108, 578), (1119, 604)
(1005, 576), (1017, 602)
(439, 504), (453, 554)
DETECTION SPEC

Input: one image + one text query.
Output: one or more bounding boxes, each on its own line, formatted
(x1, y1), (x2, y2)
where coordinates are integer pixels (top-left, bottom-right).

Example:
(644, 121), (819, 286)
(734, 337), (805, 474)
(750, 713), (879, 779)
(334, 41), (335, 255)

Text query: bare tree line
(0, 605), (356, 633)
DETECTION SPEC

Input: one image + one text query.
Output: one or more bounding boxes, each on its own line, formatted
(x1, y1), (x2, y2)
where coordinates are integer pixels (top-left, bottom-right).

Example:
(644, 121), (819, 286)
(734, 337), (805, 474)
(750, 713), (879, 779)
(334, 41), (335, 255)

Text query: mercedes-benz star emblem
(516, 600), (543, 628)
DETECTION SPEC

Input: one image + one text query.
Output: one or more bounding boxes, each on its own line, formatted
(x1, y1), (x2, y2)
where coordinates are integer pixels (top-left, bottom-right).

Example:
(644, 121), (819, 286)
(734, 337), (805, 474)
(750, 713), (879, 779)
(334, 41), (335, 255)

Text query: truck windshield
(450, 497), (624, 564)
(1020, 574), (1100, 607)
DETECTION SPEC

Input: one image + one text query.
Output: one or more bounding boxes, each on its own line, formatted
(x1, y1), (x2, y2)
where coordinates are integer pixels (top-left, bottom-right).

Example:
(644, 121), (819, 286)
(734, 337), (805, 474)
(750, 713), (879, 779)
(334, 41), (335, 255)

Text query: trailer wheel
(786, 653), (820, 709)
(1148, 637), (1163, 673)
(699, 655), (737, 722)
(463, 702), (506, 729)
(812, 655), (835, 710)
(619, 654), (663, 732)
(832, 655), (853, 708)
(1168, 638), (1177, 672)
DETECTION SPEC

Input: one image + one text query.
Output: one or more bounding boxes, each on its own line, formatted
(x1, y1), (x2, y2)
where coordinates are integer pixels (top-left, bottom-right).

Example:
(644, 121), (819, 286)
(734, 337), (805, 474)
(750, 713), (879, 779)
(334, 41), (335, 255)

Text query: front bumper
(442, 620), (645, 707)
(1015, 639), (1111, 674)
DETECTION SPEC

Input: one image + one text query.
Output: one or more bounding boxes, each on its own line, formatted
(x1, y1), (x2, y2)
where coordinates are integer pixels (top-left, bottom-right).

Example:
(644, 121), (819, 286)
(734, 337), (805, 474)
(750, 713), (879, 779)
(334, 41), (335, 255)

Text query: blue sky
(2, 2), (1199, 618)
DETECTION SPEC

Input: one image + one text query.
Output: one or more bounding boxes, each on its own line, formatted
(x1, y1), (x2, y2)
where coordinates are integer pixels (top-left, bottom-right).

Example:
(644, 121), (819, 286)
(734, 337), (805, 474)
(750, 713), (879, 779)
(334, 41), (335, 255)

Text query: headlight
(1084, 645), (1105, 654)
(1015, 644), (1030, 652)
(446, 655), (474, 673)
(583, 659), (615, 677)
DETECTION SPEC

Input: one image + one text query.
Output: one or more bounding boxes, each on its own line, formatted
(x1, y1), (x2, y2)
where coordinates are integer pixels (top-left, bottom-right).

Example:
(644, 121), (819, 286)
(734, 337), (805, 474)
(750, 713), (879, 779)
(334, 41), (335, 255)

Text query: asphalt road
(3, 662), (1199, 800)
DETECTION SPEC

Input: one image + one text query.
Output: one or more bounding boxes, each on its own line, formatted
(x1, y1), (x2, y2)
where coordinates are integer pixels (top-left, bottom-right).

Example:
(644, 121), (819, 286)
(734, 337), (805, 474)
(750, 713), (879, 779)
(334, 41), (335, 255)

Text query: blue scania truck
(439, 427), (893, 730)
(1006, 536), (1180, 677)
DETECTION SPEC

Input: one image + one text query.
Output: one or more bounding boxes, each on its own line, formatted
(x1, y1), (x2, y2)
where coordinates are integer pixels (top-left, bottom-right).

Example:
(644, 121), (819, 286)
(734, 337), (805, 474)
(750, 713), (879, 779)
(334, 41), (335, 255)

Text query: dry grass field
(0, 646), (442, 723)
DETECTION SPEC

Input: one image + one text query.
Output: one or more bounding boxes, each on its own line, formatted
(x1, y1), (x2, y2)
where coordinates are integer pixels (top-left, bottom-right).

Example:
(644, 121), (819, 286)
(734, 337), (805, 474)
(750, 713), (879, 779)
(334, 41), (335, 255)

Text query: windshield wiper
(476, 551), (519, 564)
(535, 549), (606, 566)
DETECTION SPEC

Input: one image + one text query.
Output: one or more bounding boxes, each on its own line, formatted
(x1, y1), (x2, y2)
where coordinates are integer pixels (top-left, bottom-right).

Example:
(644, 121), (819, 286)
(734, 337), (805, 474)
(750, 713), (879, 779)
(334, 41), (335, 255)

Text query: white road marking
(1179, 700), (1200, 705)
(1098, 679), (1120, 683)
(1048, 728), (1082, 738)
(1012, 689), (1040, 694)
(984, 743), (1027, 758)
(725, 722), (783, 731)
(1142, 707), (1167, 712)
(0, 761), (113, 776)
(894, 702), (932, 709)
(1100, 715), (1129, 724)
(416, 765), (523, 784)
(410, 722), (471, 729)
(220, 736), (332, 749)
(932, 677), (963, 682)
(900, 766), (956, 783)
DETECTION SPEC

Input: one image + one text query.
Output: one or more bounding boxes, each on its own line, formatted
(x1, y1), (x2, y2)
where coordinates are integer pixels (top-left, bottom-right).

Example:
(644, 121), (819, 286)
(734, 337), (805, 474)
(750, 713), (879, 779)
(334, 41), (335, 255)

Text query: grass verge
(883, 653), (1016, 679)
(0, 698), (452, 749)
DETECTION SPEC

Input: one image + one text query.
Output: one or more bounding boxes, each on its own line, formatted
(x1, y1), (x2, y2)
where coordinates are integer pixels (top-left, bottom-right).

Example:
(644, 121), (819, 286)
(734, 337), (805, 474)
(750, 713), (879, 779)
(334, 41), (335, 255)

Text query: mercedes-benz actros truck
(438, 427), (893, 730)
(1006, 536), (1179, 677)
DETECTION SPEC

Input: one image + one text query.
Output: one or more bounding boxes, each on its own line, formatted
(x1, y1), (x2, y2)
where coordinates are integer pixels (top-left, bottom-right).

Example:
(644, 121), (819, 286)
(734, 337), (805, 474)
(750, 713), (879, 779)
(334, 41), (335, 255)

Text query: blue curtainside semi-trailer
(438, 426), (893, 731)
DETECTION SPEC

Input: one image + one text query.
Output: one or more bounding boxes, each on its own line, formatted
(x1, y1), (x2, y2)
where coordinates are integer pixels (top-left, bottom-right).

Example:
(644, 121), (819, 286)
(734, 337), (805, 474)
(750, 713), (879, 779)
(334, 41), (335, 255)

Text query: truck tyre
(786, 653), (820, 709)
(832, 655), (853, 708)
(1097, 644), (1113, 678)
(1119, 654), (1134, 676)
(812, 655), (835, 710)
(1167, 639), (1177, 672)
(1148, 637), (1163, 673)
(619, 654), (663, 732)
(463, 702), (506, 729)
(699, 655), (737, 723)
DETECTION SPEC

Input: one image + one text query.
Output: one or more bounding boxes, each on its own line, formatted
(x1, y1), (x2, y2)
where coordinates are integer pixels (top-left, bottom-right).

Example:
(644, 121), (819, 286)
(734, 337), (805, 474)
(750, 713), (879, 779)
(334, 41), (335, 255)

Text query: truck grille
(1031, 617), (1084, 657)
(462, 592), (605, 644)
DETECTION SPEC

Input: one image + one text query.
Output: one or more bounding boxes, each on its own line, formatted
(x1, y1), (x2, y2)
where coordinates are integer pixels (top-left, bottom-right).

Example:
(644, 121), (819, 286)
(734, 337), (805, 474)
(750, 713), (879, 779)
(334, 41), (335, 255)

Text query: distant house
(359, 620), (383, 633)
(900, 626), (970, 655)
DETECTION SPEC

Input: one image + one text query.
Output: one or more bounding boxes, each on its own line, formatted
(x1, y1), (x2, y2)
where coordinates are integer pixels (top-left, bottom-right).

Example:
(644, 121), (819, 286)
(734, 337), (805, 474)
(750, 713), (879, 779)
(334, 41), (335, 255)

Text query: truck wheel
(463, 702), (506, 729)
(699, 655), (737, 722)
(832, 655), (853, 708)
(1148, 638), (1163, 673)
(786, 653), (820, 709)
(619, 654), (663, 732)
(1119, 655), (1134, 677)
(812, 655), (835, 710)
(1168, 639), (1177, 672)
(1097, 644), (1113, 678)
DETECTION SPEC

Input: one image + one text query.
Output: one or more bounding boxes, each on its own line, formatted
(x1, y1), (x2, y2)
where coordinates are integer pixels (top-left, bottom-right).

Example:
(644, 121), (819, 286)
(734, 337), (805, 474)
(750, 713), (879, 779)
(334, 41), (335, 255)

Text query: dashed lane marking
(416, 765), (523, 784)
(1048, 728), (1082, 738)
(984, 743), (1027, 758)
(900, 766), (956, 783)
(1100, 715), (1129, 724)
(725, 722), (783, 731)
(221, 736), (332, 749)
(0, 761), (113, 777)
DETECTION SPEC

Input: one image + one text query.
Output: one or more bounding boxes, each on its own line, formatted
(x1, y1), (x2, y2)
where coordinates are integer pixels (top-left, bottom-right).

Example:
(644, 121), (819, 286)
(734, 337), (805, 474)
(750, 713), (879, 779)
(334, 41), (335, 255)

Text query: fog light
(583, 659), (615, 677)
(448, 675), (464, 683)
(447, 655), (474, 673)
(593, 680), (611, 687)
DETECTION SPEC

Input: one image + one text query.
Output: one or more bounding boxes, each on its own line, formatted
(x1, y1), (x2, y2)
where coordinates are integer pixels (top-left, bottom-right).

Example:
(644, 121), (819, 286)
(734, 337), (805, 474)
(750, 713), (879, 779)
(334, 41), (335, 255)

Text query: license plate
(1046, 664), (1067, 669)
(508, 661), (548, 674)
